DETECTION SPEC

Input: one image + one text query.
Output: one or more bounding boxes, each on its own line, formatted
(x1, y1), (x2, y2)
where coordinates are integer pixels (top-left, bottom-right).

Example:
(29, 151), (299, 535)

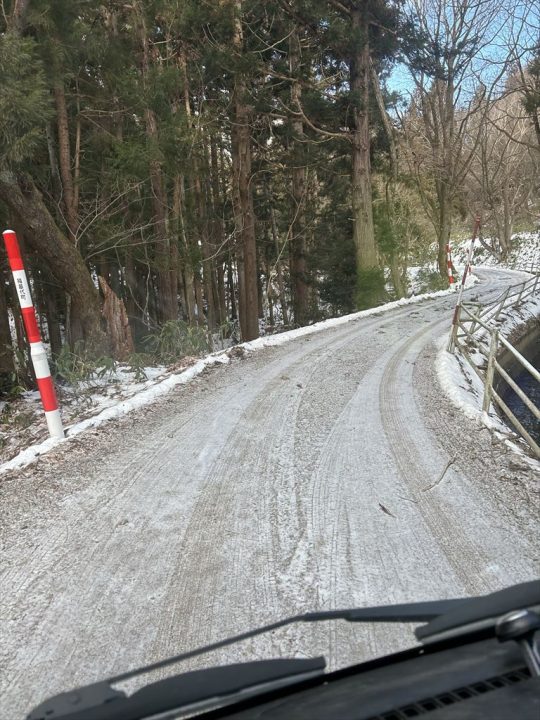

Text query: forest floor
(1, 267), (538, 718)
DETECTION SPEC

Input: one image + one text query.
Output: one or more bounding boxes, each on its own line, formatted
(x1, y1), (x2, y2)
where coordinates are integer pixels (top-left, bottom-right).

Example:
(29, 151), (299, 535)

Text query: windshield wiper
(27, 658), (326, 720)
(416, 579), (540, 642)
(28, 598), (464, 720)
(26, 580), (540, 720)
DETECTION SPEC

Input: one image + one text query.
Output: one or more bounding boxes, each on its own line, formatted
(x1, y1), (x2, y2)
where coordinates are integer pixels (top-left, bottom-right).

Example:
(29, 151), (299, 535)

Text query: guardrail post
(447, 303), (461, 353)
(469, 303), (483, 334)
(483, 329), (499, 414)
(493, 287), (509, 321)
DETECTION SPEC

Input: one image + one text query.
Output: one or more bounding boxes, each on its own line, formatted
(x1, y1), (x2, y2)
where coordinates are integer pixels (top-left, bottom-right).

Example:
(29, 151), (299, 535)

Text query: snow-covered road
(1, 269), (538, 718)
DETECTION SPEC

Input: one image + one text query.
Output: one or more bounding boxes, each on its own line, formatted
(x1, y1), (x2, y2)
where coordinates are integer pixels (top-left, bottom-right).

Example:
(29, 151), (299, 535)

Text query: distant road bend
(1, 268), (538, 718)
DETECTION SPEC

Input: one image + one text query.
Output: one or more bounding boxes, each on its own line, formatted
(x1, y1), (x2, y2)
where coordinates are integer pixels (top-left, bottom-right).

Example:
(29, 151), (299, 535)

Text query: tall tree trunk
(270, 205), (290, 327)
(501, 186), (512, 259)
(231, 0), (259, 341)
(437, 181), (452, 278)
(170, 175), (186, 320)
(124, 247), (143, 343)
(236, 254), (247, 333)
(266, 256), (275, 327)
(8, 0), (30, 33)
(216, 264), (226, 327)
(350, 4), (379, 308)
(53, 84), (78, 241)
(194, 273), (205, 327)
(44, 286), (63, 359)
(371, 62), (404, 298)
(389, 253), (404, 298)
(180, 47), (215, 328)
(145, 107), (177, 324)
(256, 242), (264, 320)
(138, 10), (177, 324)
(73, 91), (81, 216)
(194, 171), (217, 331)
(174, 175), (196, 324)
(182, 267), (196, 325)
(210, 137), (228, 326)
(46, 122), (62, 202)
(289, 29), (309, 326)
(0, 171), (107, 354)
(438, 73), (456, 279)
(0, 271), (14, 388)
(227, 253), (237, 322)
(53, 82), (88, 339)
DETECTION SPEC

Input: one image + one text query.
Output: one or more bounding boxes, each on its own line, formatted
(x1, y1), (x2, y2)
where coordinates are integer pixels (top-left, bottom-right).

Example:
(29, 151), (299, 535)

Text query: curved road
(1, 269), (538, 716)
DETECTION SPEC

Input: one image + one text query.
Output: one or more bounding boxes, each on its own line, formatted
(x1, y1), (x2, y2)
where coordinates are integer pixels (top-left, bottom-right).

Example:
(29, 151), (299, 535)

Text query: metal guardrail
(514, 262), (540, 275)
(448, 272), (540, 458)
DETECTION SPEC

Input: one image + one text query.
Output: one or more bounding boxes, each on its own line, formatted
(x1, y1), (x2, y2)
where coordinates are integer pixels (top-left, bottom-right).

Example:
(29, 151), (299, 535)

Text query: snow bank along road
(1, 269), (539, 717)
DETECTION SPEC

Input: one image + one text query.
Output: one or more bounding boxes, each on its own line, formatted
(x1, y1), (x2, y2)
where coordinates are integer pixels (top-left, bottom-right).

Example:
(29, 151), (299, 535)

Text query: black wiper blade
(304, 599), (466, 624)
(27, 658), (325, 720)
(104, 598), (465, 688)
(27, 582), (540, 720)
(416, 579), (540, 641)
(27, 598), (464, 720)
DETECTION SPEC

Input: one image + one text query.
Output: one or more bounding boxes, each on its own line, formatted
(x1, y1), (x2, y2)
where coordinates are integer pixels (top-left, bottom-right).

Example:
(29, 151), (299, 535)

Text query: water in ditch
(498, 349), (540, 445)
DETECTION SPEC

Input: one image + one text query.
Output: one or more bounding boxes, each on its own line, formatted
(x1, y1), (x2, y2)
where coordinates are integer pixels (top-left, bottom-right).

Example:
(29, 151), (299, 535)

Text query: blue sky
(384, 1), (537, 102)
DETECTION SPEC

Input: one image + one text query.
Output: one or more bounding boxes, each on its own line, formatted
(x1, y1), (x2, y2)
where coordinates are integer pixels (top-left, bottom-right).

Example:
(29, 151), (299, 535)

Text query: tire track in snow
(147, 308), (429, 669)
(2, 270), (537, 716)
(5, 313), (399, 706)
(281, 306), (456, 666)
(4, 318), (379, 689)
(379, 310), (537, 592)
(379, 320), (491, 593)
(147, 315), (395, 670)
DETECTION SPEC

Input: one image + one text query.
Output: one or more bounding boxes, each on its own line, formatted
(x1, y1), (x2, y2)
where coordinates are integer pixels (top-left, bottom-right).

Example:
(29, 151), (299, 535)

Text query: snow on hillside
(452, 231), (540, 272)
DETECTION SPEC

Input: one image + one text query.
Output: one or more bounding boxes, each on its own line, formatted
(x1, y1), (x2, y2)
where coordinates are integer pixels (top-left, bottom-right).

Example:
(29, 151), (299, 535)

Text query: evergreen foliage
(0, 33), (52, 166)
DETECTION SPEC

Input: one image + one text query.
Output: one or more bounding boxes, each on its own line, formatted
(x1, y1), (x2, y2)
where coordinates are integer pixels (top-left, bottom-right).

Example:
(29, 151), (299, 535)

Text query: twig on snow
(379, 503), (396, 518)
(396, 494), (418, 504)
(422, 457), (457, 492)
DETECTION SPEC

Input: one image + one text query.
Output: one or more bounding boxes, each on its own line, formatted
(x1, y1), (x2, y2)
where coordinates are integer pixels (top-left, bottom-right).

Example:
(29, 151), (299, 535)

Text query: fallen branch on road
(422, 457), (456, 492)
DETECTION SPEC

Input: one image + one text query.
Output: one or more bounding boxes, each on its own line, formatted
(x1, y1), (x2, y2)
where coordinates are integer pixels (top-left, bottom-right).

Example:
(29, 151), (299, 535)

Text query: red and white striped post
(2, 230), (64, 439)
(446, 243), (455, 287)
